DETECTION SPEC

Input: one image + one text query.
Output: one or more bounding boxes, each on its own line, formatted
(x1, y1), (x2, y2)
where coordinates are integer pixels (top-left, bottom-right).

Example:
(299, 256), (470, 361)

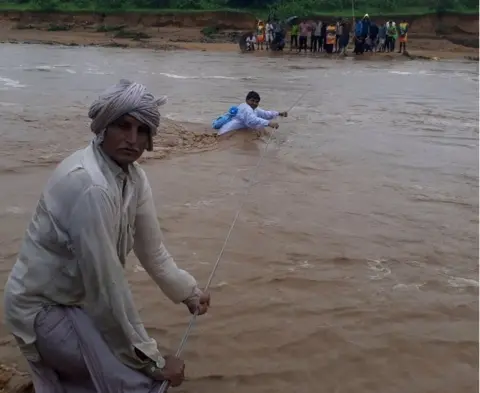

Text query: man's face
(246, 97), (260, 110)
(102, 114), (150, 168)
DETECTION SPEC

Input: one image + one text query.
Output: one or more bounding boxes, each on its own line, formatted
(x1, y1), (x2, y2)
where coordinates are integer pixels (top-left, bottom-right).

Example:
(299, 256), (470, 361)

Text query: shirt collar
(92, 141), (134, 182)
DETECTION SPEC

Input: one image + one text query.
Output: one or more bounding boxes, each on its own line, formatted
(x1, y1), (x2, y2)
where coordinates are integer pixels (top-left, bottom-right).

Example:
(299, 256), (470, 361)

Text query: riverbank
(0, 26), (477, 61)
(0, 9), (478, 60)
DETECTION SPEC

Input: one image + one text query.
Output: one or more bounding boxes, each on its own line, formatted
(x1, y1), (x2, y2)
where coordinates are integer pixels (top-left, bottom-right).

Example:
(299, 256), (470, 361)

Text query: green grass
(0, 2), (477, 17)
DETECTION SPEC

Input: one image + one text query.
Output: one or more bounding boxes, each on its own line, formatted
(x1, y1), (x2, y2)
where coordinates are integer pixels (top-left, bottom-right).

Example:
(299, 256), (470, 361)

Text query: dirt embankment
(0, 9), (257, 30)
(376, 13), (478, 47)
(0, 9), (478, 56)
(409, 12), (479, 48)
(0, 9), (258, 51)
(308, 13), (478, 35)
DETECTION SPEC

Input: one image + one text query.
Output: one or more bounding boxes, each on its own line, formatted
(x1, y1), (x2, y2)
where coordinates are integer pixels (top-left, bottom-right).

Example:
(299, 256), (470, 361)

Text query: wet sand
(0, 45), (478, 392)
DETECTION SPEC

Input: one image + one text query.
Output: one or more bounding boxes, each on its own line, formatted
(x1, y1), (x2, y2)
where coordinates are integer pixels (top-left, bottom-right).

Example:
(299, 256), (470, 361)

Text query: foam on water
(157, 72), (255, 80)
(392, 283), (425, 291)
(0, 77), (26, 89)
(85, 70), (113, 75)
(447, 276), (479, 288)
(4, 206), (27, 214)
(23, 65), (53, 72)
(19, 65), (80, 75)
(388, 70), (414, 75)
(158, 73), (202, 79)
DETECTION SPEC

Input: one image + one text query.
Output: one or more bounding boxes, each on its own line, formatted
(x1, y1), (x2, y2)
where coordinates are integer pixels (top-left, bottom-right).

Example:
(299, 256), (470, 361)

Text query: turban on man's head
(88, 79), (167, 151)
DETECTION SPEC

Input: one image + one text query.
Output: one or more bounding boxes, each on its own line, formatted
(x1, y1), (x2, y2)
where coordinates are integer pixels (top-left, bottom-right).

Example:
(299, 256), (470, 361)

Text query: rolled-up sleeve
(242, 107), (271, 129)
(69, 185), (163, 369)
(133, 173), (197, 303)
(255, 108), (279, 120)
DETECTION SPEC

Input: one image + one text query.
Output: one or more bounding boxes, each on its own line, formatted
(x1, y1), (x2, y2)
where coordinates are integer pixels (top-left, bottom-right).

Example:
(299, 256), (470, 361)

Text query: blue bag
(212, 106), (238, 130)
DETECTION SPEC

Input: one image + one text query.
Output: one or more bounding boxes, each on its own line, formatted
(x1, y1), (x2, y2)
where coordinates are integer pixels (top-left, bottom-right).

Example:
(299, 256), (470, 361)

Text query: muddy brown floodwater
(0, 44), (478, 393)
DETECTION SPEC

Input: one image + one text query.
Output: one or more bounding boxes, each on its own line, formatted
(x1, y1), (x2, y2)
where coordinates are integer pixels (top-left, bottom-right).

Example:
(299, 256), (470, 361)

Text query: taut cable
(158, 89), (308, 393)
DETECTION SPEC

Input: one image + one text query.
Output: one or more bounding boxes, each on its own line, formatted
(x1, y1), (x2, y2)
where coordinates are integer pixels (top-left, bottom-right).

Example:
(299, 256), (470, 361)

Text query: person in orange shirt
(256, 20), (266, 50)
(398, 19), (409, 53)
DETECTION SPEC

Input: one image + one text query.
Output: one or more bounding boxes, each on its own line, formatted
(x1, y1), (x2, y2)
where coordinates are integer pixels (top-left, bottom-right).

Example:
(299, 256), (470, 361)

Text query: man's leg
(27, 360), (64, 393)
(31, 306), (161, 393)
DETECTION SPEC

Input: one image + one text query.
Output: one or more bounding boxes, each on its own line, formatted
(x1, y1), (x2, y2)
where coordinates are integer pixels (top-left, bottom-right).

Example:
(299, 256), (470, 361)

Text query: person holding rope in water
(212, 91), (288, 137)
(3, 79), (210, 392)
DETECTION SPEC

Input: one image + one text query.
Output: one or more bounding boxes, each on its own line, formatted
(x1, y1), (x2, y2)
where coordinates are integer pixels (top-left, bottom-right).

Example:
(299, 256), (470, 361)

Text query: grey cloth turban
(88, 79), (167, 151)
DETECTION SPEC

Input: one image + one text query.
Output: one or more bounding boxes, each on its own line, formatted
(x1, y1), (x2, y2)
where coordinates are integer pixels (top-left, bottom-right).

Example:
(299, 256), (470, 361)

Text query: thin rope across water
(158, 89), (309, 393)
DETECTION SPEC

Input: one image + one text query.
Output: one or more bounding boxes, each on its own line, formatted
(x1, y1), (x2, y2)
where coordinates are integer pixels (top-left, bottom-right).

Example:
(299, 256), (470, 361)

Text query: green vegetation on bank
(0, 0), (478, 18)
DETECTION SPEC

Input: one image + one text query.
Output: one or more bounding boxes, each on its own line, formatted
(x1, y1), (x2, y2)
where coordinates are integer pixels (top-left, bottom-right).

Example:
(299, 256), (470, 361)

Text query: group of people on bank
(246, 15), (409, 55)
(350, 15), (410, 54)
(245, 19), (287, 51)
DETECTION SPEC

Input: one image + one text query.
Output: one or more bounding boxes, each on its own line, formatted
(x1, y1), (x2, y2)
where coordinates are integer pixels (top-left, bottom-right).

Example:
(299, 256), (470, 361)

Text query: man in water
(3, 79), (210, 392)
(217, 91), (287, 137)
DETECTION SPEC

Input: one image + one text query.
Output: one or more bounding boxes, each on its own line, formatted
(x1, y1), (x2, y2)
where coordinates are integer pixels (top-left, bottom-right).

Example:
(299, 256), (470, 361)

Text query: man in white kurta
(217, 90), (288, 136)
(3, 79), (209, 392)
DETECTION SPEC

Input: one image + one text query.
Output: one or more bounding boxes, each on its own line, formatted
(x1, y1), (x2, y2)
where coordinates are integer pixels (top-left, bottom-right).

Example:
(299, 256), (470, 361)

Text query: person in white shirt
(266, 21), (274, 50)
(311, 20), (322, 52)
(217, 91), (288, 137)
(3, 79), (210, 392)
(246, 33), (256, 51)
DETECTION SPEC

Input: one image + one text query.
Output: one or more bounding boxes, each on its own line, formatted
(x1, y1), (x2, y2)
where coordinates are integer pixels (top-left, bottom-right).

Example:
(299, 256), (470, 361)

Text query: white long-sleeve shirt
(3, 141), (198, 370)
(217, 102), (279, 136)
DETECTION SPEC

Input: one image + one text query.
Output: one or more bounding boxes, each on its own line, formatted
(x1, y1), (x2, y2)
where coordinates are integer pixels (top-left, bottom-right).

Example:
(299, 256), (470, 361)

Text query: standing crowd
(246, 19), (285, 51)
(247, 15), (410, 55)
(350, 15), (410, 54)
